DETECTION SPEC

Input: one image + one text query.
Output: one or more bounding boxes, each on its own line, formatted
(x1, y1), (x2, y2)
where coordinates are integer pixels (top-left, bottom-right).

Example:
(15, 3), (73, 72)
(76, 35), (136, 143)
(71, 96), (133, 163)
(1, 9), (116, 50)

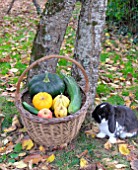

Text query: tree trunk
(73, 0), (107, 120)
(28, 0), (76, 79)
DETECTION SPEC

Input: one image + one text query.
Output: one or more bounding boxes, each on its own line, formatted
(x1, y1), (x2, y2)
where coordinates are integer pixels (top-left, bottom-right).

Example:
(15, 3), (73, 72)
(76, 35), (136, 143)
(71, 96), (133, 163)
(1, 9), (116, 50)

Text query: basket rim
(15, 88), (91, 125)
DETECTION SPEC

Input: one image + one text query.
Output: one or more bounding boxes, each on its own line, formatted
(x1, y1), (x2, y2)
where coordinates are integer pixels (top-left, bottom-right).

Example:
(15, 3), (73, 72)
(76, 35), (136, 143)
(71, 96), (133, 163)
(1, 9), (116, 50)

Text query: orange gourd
(32, 92), (52, 110)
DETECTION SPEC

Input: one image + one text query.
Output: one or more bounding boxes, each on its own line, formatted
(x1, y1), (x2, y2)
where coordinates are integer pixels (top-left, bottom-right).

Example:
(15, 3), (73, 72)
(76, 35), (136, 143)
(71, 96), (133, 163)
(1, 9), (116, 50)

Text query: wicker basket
(15, 55), (90, 148)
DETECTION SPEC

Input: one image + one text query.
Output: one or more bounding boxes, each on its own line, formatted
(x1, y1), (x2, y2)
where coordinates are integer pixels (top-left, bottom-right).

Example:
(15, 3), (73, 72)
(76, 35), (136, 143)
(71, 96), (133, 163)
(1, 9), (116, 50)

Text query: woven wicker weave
(15, 55), (90, 148)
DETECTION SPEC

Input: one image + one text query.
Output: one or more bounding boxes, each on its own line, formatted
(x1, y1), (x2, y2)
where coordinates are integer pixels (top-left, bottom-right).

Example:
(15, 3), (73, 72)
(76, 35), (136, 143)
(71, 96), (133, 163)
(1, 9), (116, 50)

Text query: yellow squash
(32, 92), (52, 110)
(54, 105), (67, 118)
(52, 94), (70, 109)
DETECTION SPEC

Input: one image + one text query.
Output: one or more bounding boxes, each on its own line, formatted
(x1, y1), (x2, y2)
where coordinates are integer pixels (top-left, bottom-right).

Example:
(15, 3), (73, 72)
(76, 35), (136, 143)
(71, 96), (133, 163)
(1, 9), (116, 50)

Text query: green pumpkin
(28, 72), (65, 97)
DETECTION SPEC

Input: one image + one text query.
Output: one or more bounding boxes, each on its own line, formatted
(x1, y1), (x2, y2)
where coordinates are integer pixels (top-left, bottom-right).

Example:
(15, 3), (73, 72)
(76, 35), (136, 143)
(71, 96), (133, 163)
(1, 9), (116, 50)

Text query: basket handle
(15, 55), (90, 101)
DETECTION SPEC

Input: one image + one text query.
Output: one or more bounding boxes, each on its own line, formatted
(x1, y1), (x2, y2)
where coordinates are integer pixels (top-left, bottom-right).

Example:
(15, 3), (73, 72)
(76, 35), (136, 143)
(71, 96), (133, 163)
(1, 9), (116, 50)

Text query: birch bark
(28, 0), (76, 79)
(73, 0), (107, 119)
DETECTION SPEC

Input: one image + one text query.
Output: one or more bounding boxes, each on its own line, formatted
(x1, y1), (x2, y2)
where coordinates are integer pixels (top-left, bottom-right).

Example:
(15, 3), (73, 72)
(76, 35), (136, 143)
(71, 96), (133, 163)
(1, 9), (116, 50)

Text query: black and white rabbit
(92, 102), (138, 143)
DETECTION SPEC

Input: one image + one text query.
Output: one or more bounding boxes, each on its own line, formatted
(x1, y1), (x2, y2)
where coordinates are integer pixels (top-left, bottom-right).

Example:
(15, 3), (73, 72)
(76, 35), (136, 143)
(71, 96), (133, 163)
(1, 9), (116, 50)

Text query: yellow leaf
(105, 33), (110, 37)
(118, 144), (130, 155)
(46, 154), (55, 163)
(4, 125), (16, 133)
(0, 146), (6, 153)
(120, 77), (126, 81)
(131, 105), (137, 110)
(80, 158), (88, 168)
(13, 160), (27, 169)
(39, 145), (45, 153)
(91, 134), (96, 138)
(104, 141), (112, 150)
(22, 138), (34, 150)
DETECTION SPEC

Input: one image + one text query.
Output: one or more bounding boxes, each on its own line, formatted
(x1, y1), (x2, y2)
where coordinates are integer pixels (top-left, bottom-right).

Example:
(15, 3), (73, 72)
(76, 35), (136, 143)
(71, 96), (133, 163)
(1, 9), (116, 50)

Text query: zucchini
(22, 102), (39, 115)
(63, 74), (82, 114)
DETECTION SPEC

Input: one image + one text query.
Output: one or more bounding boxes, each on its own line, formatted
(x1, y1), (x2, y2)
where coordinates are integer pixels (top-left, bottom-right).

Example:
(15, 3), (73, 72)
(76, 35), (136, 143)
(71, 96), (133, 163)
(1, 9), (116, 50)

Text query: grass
(0, 2), (138, 169)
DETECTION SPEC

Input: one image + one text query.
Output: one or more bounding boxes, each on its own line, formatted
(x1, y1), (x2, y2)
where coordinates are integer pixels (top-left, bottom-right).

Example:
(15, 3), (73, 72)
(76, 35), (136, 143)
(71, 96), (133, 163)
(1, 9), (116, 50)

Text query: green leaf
(0, 158), (3, 163)
(14, 143), (22, 153)
(9, 153), (19, 159)
(2, 154), (7, 161)
(8, 158), (16, 163)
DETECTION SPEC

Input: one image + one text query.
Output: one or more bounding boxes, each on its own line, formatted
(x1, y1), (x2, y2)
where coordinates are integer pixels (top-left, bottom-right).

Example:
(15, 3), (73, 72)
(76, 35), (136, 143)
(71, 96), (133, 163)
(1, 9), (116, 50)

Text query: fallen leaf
(132, 140), (138, 147)
(77, 150), (88, 158)
(12, 115), (21, 128)
(28, 159), (33, 169)
(85, 125), (99, 138)
(124, 96), (131, 107)
(0, 55), (10, 62)
(6, 86), (16, 92)
(130, 159), (138, 170)
(115, 163), (127, 168)
(104, 140), (112, 150)
(3, 115), (21, 133)
(80, 158), (88, 168)
(9, 68), (19, 73)
(18, 152), (27, 157)
(39, 145), (46, 153)
(14, 143), (22, 153)
(24, 154), (43, 164)
(46, 154), (55, 163)
(4, 125), (16, 133)
(2, 138), (9, 145)
(96, 162), (106, 170)
(22, 138), (34, 151)
(13, 160), (27, 169)
(79, 163), (97, 170)
(118, 144), (130, 155)
(0, 146), (6, 153)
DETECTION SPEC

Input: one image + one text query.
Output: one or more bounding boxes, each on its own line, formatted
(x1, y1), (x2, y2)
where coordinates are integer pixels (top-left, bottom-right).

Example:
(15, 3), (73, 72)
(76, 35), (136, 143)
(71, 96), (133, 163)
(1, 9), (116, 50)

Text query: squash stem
(43, 72), (50, 83)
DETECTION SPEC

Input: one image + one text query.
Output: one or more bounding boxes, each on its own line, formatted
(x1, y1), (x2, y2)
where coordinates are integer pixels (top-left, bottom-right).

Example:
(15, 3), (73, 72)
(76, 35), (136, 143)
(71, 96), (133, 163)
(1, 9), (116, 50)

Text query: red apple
(38, 108), (53, 119)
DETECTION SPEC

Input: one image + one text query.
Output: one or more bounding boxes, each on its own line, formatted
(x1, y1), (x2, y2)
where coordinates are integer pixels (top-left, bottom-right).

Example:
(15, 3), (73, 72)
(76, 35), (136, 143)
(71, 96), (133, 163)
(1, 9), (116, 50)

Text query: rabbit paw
(96, 132), (106, 138)
(109, 136), (117, 143)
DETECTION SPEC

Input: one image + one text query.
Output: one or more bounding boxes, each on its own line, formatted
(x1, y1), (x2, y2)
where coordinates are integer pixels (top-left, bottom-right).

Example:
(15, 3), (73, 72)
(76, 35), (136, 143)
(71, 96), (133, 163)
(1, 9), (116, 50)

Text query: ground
(0, 0), (138, 170)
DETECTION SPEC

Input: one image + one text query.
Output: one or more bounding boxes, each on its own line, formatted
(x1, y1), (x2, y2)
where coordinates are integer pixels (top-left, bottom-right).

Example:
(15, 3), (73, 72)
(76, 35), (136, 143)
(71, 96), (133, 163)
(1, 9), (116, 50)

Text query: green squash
(28, 72), (65, 97)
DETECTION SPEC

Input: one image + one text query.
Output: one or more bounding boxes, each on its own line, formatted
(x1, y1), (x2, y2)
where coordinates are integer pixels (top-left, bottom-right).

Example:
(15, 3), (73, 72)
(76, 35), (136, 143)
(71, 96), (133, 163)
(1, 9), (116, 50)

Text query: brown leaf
(130, 159), (138, 170)
(96, 162), (106, 170)
(124, 96), (131, 107)
(85, 125), (99, 138)
(79, 163), (97, 170)
(0, 146), (6, 153)
(23, 154), (44, 164)
(0, 55), (11, 62)
(77, 150), (89, 158)
(104, 140), (112, 150)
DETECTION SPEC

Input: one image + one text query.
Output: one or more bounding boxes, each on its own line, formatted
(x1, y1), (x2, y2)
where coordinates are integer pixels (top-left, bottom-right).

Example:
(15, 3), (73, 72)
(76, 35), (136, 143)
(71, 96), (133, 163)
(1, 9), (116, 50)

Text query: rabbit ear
(92, 106), (101, 123)
(108, 106), (116, 133)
